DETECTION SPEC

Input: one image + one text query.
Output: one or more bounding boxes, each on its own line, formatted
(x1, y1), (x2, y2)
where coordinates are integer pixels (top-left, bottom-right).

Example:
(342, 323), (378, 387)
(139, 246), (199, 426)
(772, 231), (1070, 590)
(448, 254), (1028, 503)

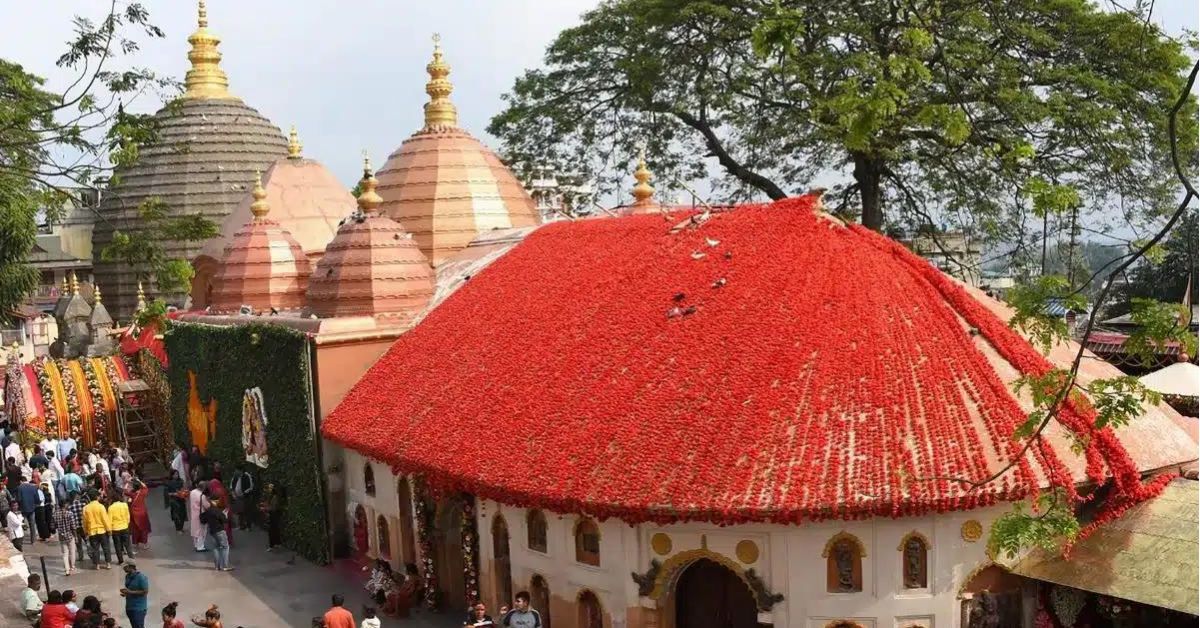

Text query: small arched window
(527, 509), (548, 553)
(899, 532), (930, 589)
(574, 517), (601, 566)
(377, 515), (391, 559)
(823, 532), (864, 593)
(364, 463), (376, 496)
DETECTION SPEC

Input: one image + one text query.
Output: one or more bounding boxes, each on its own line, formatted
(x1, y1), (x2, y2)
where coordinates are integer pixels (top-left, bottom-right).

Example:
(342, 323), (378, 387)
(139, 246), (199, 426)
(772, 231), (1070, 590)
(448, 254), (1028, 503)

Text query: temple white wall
(335, 448), (1018, 628)
(477, 501), (1016, 628)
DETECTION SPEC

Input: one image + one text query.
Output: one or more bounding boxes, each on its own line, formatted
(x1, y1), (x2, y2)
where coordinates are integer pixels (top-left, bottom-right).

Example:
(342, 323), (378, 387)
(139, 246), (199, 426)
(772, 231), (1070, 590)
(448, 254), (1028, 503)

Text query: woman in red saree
(208, 469), (233, 547)
(127, 479), (152, 548)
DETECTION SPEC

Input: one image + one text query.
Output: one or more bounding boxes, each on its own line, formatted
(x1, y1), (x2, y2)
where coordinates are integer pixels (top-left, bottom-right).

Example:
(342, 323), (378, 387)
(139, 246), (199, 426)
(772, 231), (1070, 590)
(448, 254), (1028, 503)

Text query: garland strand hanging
(53, 358), (82, 441)
(411, 475), (439, 610)
(461, 494), (481, 607)
(80, 358), (109, 446)
(32, 358), (58, 437)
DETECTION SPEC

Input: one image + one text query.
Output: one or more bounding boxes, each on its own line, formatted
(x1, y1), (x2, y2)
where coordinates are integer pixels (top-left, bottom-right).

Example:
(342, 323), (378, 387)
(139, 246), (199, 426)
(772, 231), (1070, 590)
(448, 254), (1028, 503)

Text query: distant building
(525, 165), (596, 222)
(28, 187), (99, 312)
(899, 228), (982, 287)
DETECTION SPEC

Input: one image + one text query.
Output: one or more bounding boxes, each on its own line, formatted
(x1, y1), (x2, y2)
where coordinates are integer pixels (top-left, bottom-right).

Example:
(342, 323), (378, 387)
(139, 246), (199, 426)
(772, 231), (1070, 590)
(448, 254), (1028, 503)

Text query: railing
(34, 285), (61, 300)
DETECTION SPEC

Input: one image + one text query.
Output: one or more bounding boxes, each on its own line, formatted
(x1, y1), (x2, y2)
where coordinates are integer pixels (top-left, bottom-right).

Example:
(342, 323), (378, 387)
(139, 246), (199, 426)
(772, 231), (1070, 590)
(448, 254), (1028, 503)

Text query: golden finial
(93, 283), (103, 304)
(287, 125), (303, 159)
(183, 0), (235, 100)
(136, 281), (147, 311)
(250, 171), (270, 220)
(632, 148), (655, 206)
(422, 33), (458, 130)
(70, 271), (80, 296)
(60, 275), (69, 295)
(357, 155), (383, 214)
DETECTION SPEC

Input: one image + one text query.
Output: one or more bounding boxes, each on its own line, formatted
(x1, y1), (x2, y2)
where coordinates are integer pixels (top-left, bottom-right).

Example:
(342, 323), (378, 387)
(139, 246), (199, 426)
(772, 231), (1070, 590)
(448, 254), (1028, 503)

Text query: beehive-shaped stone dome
(376, 37), (539, 267)
(91, 1), (287, 319)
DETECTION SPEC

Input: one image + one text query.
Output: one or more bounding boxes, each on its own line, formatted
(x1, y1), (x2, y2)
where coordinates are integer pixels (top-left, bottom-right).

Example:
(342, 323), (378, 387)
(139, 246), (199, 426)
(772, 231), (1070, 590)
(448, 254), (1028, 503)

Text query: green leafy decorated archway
(166, 322), (329, 563)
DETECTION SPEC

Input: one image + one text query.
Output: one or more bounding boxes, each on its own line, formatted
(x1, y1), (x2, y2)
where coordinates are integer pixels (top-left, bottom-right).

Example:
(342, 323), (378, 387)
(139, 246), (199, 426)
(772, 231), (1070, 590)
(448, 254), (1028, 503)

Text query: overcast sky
(1, 0), (599, 188)
(2, 0), (1196, 193)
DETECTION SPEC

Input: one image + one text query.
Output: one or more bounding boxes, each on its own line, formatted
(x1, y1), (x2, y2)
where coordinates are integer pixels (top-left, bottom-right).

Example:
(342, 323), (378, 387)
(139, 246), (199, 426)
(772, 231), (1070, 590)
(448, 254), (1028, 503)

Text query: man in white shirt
(37, 437), (52, 455)
(46, 450), (65, 479)
(21, 573), (43, 622)
(6, 500), (25, 551)
(4, 439), (23, 466)
(57, 437), (77, 463)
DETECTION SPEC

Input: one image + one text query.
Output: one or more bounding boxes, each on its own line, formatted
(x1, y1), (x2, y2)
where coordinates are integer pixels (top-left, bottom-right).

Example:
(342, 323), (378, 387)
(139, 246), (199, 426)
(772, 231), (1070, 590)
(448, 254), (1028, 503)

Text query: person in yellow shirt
(81, 491), (113, 570)
(108, 495), (133, 564)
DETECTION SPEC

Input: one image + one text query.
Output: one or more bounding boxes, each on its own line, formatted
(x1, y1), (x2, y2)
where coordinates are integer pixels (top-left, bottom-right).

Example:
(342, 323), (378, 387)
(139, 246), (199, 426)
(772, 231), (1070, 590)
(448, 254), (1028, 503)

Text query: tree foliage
(0, 3), (211, 319)
(100, 197), (219, 294)
(490, 0), (1196, 234)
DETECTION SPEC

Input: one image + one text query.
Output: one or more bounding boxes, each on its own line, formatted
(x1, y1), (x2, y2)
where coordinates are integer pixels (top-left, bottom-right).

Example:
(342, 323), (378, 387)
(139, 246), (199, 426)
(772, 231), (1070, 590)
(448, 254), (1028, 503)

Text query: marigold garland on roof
(323, 197), (1182, 528)
(847, 223), (1173, 546)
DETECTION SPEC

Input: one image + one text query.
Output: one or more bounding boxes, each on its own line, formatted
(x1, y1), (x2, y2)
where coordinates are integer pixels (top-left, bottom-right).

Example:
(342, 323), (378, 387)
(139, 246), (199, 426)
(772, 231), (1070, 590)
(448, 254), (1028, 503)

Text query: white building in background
(527, 165), (596, 221)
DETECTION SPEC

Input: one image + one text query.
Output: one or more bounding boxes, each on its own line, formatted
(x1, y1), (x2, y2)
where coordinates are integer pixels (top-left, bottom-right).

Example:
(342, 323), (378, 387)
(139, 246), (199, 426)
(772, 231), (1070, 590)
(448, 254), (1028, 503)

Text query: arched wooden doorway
(960, 564), (1024, 627)
(674, 558), (757, 628)
(578, 590), (603, 628)
(492, 515), (513, 609)
(433, 497), (467, 611)
(530, 574), (552, 628)
(397, 478), (416, 564)
(190, 254), (219, 310)
(352, 505), (370, 561)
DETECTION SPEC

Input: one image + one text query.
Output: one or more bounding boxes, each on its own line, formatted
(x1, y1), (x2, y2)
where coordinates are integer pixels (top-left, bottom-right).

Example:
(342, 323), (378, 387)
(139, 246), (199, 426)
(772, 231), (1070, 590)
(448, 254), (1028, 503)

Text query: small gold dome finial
(357, 155), (384, 214)
(632, 148), (655, 206)
(70, 271), (80, 295)
(136, 281), (147, 311)
(93, 283), (103, 303)
(287, 125), (303, 159)
(250, 171), (270, 220)
(60, 275), (69, 294)
(183, 0), (235, 100)
(422, 33), (458, 130)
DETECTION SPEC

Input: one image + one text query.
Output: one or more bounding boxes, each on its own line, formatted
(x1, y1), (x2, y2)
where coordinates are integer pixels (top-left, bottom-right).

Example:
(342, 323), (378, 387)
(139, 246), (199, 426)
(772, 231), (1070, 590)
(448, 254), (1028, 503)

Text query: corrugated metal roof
(1009, 478), (1199, 615)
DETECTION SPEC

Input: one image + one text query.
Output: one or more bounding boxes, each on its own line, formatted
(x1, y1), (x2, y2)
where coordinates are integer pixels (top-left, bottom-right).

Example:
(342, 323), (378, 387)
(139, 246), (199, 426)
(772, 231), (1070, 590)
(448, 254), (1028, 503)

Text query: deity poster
(241, 386), (269, 468)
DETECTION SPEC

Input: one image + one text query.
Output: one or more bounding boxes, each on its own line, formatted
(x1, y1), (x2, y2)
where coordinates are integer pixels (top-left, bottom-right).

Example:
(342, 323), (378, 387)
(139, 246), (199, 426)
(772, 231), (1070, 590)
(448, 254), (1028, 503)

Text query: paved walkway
(15, 500), (457, 627)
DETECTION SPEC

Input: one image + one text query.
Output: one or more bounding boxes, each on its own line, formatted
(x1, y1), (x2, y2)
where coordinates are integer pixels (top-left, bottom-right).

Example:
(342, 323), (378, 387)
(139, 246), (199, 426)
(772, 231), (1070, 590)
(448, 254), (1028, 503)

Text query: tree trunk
(853, 152), (885, 231)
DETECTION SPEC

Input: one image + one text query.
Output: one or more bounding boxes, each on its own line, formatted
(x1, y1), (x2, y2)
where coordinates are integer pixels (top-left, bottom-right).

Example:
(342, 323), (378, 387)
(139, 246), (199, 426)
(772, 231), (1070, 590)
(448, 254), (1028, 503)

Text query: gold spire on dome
(136, 282), (147, 311)
(249, 171), (271, 220)
(93, 284), (103, 303)
(70, 271), (80, 295)
(60, 275), (69, 295)
(357, 156), (383, 214)
(287, 125), (303, 159)
(183, 0), (235, 100)
(632, 149), (655, 206)
(422, 34), (458, 130)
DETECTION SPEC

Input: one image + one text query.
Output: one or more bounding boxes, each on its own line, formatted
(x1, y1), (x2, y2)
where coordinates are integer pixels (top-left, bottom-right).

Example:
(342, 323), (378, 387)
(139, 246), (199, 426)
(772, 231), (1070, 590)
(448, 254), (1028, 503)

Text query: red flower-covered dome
(306, 161), (435, 325)
(209, 173), (312, 313)
(321, 196), (1194, 525)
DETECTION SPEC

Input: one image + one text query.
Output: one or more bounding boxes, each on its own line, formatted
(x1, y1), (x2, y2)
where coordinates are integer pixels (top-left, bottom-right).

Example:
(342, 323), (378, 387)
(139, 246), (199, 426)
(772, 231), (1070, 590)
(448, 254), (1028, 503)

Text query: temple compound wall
(338, 448), (1030, 628)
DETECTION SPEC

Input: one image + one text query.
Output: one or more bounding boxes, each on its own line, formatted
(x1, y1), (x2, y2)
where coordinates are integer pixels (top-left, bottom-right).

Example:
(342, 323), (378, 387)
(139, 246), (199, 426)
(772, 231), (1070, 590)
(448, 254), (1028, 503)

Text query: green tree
(1118, 209), (1198, 307)
(489, 0), (1196, 234)
(0, 4), (211, 320)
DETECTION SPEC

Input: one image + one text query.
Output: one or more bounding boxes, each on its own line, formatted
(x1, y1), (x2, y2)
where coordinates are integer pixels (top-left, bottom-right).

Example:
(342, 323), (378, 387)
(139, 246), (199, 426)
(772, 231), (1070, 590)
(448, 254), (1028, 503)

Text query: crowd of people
(352, 560), (544, 628)
(0, 431), (289, 627)
(309, 590), (542, 628)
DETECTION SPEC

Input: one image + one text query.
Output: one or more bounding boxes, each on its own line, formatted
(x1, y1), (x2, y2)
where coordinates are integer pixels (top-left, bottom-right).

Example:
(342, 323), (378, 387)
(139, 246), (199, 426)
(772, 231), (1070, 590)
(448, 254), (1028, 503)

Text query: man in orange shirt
(323, 594), (355, 628)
